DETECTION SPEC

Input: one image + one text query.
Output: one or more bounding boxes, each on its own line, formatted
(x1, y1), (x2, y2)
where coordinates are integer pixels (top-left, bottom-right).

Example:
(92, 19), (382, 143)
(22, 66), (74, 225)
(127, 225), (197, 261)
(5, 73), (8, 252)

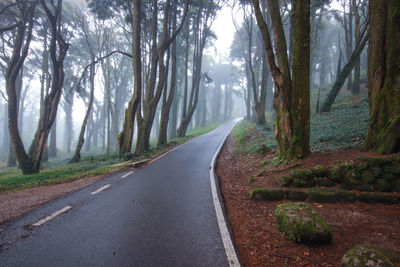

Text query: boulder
(284, 189), (307, 201)
(329, 166), (344, 183)
(277, 176), (292, 187)
(312, 165), (327, 177)
(342, 244), (400, 267)
(307, 188), (357, 203)
(250, 188), (284, 201)
(275, 202), (332, 244)
(290, 169), (314, 179)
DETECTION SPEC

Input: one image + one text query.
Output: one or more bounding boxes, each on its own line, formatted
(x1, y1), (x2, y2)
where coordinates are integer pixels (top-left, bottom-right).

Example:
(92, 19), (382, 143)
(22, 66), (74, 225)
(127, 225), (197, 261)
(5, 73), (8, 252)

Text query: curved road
(0, 120), (239, 267)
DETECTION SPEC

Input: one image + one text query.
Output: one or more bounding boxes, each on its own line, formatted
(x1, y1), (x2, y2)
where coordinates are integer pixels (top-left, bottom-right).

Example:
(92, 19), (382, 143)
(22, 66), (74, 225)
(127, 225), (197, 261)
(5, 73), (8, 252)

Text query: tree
(5, 0), (69, 174)
(251, 0), (311, 161)
(320, 23), (369, 112)
(364, 0), (400, 153)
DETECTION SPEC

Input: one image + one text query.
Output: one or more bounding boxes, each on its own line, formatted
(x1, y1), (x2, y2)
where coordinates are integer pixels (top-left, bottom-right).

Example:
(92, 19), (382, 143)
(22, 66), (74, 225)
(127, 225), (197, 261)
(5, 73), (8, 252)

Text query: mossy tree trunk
(364, 0), (400, 153)
(118, 0), (142, 156)
(252, 0), (310, 161)
(320, 25), (369, 112)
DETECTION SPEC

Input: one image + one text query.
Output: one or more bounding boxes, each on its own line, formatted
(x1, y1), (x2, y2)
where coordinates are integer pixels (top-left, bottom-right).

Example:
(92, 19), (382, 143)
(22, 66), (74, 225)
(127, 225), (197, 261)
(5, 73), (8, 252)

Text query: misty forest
(0, 0), (399, 265)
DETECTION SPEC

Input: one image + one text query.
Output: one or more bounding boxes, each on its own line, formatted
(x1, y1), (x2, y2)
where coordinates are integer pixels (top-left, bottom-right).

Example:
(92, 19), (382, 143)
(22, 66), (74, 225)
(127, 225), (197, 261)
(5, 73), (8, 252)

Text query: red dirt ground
(217, 134), (400, 266)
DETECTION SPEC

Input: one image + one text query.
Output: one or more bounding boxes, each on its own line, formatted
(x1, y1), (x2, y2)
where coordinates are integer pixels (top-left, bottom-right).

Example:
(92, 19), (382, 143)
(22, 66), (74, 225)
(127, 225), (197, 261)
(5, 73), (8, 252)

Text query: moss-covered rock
(376, 179), (392, 192)
(315, 177), (336, 187)
(308, 188), (357, 203)
(329, 166), (344, 183)
(358, 162), (369, 171)
(290, 169), (314, 179)
(284, 189), (307, 201)
(277, 176), (292, 187)
(250, 188), (284, 201)
(342, 244), (400, 267)
(342, 162), (355, 171)
(361, 170), (376, 185)
(312, 165), (327, 177)
(392, 179), (400, 193)
(354, 185), (375, 192)
(371, 167), (383, 178)
(361, 157), (392, 167)
(275, 202), (332, 244)
(292, 178), (316, 188)
(358, 193), (399, 204)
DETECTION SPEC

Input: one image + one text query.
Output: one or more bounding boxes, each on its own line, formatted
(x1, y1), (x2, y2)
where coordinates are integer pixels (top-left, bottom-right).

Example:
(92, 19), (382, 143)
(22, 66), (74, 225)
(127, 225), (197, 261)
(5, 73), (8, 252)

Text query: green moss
(341, 162), (355, 171)
(361, 157), (392, 167)
(292, 178), (316, 188)
(328, 166), (344, 183)
(315, 177), (336, 187)
(277, 176), (292, 187)
(376, 179), (392, 192)
(249, 188), (284, 201)
(342, 244), (400, 267)
(284, 189), (307, 201)
(275, 202), (332, 244)
(361, 170), (376, 184)
(312, 165), (327, 177)
(358, 193), (399, 204)
(247, 176), (256, 185)
(307, 188), (356, 203)
(290, 169), (313, 179)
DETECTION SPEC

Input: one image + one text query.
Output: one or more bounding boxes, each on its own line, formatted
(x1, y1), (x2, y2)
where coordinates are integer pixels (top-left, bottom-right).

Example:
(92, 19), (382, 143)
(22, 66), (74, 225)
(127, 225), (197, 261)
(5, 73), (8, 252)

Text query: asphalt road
(0, 120), (239, 267)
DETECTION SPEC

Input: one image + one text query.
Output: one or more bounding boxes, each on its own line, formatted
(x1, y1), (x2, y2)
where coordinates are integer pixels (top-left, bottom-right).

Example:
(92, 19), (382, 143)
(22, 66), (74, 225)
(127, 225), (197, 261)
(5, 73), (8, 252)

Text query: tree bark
(351, 0), (361, 94)
(252, 0), (311, 161)
(364, 0), (400, 153)
(118, 0), (142, 156)
(70, 64), (95, 163)
(320, 25), (369, 112)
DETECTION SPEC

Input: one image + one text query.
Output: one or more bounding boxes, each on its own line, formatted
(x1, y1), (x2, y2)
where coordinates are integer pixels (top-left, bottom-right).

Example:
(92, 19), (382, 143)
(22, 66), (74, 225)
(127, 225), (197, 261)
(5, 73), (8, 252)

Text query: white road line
(121, 171), (134, 179)
(210, 120), (241, 267)
(90, 184), (111, 195)
(32, 206), (72, 227)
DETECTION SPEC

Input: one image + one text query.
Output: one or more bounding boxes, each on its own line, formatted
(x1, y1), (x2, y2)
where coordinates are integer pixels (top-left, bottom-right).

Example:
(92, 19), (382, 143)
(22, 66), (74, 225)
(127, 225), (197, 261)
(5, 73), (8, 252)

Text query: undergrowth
(233, 94), (369, 154)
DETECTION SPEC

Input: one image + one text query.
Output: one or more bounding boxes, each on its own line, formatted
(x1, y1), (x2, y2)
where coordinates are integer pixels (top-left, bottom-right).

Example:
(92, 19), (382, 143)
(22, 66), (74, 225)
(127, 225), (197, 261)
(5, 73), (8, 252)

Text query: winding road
(0, 120), (240, 267)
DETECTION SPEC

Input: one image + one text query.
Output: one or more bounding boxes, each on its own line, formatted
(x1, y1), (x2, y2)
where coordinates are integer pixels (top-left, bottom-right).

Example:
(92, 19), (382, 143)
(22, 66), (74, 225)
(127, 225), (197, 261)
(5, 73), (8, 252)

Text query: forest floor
(217, 88), (400, 266)
(0, 123), (220, 225)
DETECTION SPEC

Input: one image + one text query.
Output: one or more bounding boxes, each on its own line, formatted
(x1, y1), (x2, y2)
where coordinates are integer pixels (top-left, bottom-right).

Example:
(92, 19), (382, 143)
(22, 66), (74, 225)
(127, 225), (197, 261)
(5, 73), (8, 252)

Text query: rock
(275, 202), (332, 244)
(292, 178), (316, 188)
(371, 167), (383, 178)
(308, 188), (357, 203)
(361, 157), (392, 167)
(342, 162), (355, 171)
(290, 169), (314, 179)
(277, 176), (292, 187)
(329, 166), (344, 183)
(392, 179), (400, 193)
(342, 244), (400, 267)
(284, 189), (307, 201)
(361, 170), (376, 185)
(376, 179), (392, 192)
(250, 188), (284, 201)
(315, 177), (336, 187)
(358, 193), (399, 204)
(354, 185), (375, 192)
(312, 165), (327, 177)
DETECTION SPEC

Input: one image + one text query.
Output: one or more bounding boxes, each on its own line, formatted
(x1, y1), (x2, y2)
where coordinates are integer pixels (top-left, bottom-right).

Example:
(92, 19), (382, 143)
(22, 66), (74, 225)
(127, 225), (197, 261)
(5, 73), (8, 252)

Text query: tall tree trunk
(48, 116), (57, 158)
(252, 0), (310, 161)
(364, 0), (400, 153)
(70, 64), (95, 163)
(320, 26), (369, 112)
(351, 0), (361, 95)
(118, 0), (142, 156)
(158, 2), (178, 146)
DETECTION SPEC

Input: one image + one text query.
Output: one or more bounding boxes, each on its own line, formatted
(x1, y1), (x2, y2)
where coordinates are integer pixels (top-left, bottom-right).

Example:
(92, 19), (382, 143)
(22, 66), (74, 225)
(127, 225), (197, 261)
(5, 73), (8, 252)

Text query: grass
(233, 90), (369, 154)
(0, 122), (222, 193)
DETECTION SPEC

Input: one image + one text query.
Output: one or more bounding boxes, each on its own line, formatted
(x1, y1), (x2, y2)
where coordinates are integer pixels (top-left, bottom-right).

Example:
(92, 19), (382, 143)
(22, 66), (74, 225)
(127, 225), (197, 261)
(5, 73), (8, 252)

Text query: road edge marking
(32, 206), (72, 227)
(209, 120), (241, 267)
(90, 184), (111, 195)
